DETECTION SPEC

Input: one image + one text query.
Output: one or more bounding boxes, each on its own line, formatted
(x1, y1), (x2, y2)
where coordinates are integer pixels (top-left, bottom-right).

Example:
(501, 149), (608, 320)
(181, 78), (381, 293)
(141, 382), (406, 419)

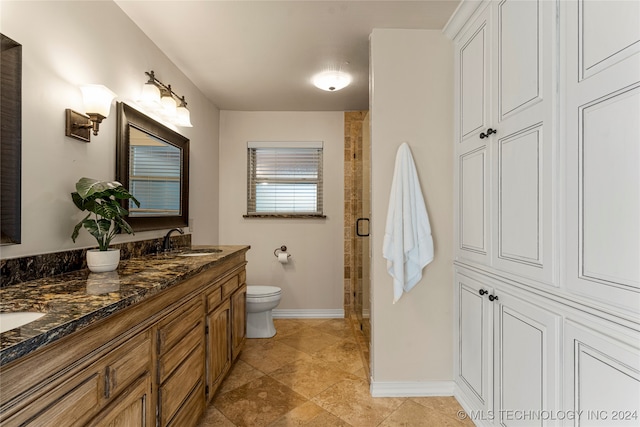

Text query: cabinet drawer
(221, 275), (239, 298)
(158, 321), (203, 384)
(159, 345), (204, 427)
(158, 300), (203, 355)
(106, 331), (151, 399)
(11, 372), (101, 427)
(206, 287), (223, 312)
(239, 269), (246, 284)
(166, 381), (205, 427)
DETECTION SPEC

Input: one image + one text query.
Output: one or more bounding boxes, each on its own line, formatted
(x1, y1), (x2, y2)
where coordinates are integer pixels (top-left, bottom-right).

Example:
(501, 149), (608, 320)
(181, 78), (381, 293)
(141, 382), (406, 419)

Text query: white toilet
(246, 285), (282, 338)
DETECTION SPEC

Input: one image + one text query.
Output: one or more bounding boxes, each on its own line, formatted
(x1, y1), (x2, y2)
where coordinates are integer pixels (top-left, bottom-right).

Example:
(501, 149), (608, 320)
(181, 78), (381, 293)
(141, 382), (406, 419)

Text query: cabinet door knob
(479, 289), (488, 296)
(488, 294), (499, 302)
(479, 128), (497, 139)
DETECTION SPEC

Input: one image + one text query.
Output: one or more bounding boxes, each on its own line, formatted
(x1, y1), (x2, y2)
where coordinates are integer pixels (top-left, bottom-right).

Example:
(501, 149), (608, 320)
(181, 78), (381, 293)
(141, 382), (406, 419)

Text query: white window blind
(247, 141), (323, 216)
(129, 143), (182, 216)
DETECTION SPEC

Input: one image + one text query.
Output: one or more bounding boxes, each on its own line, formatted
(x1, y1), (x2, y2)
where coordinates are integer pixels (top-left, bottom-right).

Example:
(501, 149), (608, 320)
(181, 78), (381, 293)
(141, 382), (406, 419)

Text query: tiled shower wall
(343, 111), (368, 316)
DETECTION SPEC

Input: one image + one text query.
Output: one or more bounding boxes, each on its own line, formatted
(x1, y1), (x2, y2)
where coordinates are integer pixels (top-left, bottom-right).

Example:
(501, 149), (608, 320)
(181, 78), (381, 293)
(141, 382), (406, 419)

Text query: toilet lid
(247, 285), (281, 297)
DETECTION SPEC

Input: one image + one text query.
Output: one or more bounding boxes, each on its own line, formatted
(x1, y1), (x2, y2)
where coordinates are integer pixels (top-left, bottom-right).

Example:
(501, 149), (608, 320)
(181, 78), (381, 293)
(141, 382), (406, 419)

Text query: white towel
(382, 142), (434, 303)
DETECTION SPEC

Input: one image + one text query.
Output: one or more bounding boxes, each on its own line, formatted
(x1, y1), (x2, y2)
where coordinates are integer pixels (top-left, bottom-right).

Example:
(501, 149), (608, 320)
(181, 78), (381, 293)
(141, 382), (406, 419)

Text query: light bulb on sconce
(139, 71), (161, 107)
(137, 70), (193, 128)
(65, 84), (116, 142)
(175, 96), (193, 127)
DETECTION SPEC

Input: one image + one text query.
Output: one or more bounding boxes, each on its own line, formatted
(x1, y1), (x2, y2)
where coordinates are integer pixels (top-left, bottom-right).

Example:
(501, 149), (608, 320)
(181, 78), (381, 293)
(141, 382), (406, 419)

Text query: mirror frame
(115, 102), (189, 232)
(1, 34), (22, 245)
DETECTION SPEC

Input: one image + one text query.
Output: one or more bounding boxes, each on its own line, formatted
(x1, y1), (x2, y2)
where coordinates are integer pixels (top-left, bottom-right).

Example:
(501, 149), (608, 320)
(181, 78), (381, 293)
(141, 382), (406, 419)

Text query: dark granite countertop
(0, 245), (249, 367)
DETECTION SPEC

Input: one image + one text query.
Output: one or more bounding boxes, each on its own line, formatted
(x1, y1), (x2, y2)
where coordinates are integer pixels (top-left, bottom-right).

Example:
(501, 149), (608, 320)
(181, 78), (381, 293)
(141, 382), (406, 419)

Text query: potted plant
(71, 177), (140, 272)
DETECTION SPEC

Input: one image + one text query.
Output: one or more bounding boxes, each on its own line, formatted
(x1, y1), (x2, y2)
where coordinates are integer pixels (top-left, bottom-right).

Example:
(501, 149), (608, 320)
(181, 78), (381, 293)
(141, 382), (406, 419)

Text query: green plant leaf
(76, 177), (123, 200)
(71, 213), (91, 242)
(71, 177), (139, 248)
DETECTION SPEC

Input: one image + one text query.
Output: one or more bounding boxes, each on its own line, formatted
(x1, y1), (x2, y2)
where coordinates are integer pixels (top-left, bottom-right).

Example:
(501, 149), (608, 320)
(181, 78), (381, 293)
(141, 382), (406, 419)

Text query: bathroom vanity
(0, 245), (249, 427)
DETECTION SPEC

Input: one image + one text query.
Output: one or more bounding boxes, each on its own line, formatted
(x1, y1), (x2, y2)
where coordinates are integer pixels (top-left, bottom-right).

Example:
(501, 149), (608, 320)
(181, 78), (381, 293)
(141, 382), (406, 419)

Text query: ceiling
(115, 1), (460, 111)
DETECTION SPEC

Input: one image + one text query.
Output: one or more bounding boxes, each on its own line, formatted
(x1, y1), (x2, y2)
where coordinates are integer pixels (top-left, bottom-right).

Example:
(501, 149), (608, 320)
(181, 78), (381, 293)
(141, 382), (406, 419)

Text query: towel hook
(274, 245), (290, 258)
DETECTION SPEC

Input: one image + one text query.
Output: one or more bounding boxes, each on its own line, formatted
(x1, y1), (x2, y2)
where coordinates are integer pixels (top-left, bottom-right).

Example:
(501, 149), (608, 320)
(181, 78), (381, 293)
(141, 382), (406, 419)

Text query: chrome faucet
(162, 228), (184, 252)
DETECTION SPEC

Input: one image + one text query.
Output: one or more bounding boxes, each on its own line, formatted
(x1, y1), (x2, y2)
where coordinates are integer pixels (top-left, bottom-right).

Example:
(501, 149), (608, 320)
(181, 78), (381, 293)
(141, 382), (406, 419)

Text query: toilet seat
(247, 285), (281, 298)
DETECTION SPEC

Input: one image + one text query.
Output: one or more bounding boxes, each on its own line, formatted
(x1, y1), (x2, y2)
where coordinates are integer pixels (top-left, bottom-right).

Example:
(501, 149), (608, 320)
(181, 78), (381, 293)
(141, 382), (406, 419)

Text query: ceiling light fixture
(312, 70), (352, 92)
(138, 70), (192, 127)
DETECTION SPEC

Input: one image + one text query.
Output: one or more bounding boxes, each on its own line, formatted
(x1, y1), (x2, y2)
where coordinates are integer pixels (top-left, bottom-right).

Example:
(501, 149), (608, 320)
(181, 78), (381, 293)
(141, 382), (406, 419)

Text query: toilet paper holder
(273, 245), (291, 259)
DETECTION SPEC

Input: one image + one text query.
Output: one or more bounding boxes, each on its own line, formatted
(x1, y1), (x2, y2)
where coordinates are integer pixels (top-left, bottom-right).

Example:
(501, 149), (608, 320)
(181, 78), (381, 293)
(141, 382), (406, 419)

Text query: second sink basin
(0, 312), (46, 333)
(176, 248), (223, 257)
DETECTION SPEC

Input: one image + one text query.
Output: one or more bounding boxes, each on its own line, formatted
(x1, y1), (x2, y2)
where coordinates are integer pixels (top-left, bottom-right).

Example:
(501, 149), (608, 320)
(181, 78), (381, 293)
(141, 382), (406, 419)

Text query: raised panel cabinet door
(490, 0), (557, 286)
(457, 146), (490, 267)
(493, 289), (560, 427)
(563, 0), (640, 313)
(564, 320), (640, 427)
(457, 3), (492, 145)
(1, 362), (104, 427)
(455, 271), (493, 412)
(231, 283), (247, 360)
(207, 298), (231, 400)
(87, 373), (154, 427)
(158, 344), (204, 427)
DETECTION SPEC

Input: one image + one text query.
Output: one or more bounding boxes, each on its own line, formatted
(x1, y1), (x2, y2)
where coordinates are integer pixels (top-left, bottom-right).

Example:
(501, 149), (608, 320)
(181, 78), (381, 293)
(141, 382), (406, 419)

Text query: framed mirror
(116, 102), (189, 231)
(1, 34), (22, 245)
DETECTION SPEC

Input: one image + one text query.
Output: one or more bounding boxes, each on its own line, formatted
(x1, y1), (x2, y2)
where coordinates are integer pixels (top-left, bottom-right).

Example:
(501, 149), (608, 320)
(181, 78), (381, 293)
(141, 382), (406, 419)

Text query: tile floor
(197, 318), (474, 427)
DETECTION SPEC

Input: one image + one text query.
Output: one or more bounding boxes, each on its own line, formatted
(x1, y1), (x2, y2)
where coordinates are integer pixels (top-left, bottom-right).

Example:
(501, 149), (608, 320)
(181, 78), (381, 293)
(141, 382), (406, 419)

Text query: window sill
(243, 214), (327, 219)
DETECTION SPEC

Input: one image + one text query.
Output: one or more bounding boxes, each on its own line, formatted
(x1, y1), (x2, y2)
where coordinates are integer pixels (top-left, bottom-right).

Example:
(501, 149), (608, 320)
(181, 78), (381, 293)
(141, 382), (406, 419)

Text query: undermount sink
(0, 312), (46, 333)
(176, 248), (223, 257)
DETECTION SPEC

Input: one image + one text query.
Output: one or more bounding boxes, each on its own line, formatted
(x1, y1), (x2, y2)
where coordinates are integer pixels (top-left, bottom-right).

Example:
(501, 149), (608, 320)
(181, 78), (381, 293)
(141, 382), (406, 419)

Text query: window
(246, 141), (324, 217)
(128, 127), (182, 217)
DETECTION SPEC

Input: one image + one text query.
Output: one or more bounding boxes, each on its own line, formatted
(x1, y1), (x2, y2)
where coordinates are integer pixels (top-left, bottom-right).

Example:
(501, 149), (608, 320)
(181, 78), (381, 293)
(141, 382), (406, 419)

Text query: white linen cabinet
(446, 1), (640, 425)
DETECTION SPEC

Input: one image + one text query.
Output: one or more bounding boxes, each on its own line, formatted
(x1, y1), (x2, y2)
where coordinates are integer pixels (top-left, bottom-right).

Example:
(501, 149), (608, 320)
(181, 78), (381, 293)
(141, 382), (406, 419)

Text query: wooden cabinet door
(88, 373), (153, 427)
(207, 298), (231, 400)
(231, 283), (247, 360)
(455, 271), (493, 412)
(156, 297), (205, 427)
(492, 289), (560, 426)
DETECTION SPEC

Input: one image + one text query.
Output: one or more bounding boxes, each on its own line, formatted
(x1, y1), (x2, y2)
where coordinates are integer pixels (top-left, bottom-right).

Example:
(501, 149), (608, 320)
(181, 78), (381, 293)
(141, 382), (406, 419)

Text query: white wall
(218, 111), (344, 313)
(0, 0), (220, 259)
(369, 29), (454, 385)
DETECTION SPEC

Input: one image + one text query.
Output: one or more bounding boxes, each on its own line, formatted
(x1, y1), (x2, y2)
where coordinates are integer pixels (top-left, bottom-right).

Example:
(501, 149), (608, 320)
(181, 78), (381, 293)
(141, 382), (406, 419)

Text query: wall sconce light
(138, 71), (192, 127)
(65, 84), (117, 142)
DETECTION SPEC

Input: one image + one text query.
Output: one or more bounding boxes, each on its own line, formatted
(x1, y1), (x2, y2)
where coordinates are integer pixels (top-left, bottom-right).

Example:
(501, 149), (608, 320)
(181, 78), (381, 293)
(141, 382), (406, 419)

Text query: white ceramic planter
(86, 248), (120, 273)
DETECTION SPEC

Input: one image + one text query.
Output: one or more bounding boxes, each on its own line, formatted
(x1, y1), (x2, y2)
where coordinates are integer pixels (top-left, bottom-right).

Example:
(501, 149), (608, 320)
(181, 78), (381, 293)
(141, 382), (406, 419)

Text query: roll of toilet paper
(278, 252), (289, 264)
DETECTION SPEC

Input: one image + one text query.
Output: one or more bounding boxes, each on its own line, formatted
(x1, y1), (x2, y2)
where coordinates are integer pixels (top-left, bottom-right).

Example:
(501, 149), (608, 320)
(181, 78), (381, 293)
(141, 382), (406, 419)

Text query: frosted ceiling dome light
(312, 70), (351, 92)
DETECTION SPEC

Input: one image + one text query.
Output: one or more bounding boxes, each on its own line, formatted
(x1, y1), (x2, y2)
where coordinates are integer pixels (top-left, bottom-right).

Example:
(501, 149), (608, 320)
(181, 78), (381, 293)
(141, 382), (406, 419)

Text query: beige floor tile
(312, 318), (356, 340)
(240, 340), (312, 373)
(197, 405), (235, 426)
(199, 320), (472, 427)
(273, 319), (309, 337)
(269, 357), (360, 399)
(213, 375), (307, 427)
(379, 399), (474, 426)
(409, 397), (475, 426)
(276, 328), (344, 355)
(269, 401), (351, 427)
(312, 377), (405, 426)
(313, 339), (364, 374)
(217, 359), (265, 395)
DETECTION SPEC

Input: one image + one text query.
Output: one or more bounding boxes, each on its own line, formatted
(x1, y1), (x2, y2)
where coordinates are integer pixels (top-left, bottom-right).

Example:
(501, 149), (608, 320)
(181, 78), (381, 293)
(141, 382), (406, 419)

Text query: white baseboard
(370, 380), (455, 397)
(272, 309), (345, 319)
(454, 383), (490, 427)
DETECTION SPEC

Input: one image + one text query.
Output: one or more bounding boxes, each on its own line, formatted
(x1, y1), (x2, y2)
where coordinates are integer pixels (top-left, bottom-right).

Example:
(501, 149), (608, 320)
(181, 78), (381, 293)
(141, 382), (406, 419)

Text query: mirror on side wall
(116, 102), (189, 231)
(1, 34), (22, 245)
